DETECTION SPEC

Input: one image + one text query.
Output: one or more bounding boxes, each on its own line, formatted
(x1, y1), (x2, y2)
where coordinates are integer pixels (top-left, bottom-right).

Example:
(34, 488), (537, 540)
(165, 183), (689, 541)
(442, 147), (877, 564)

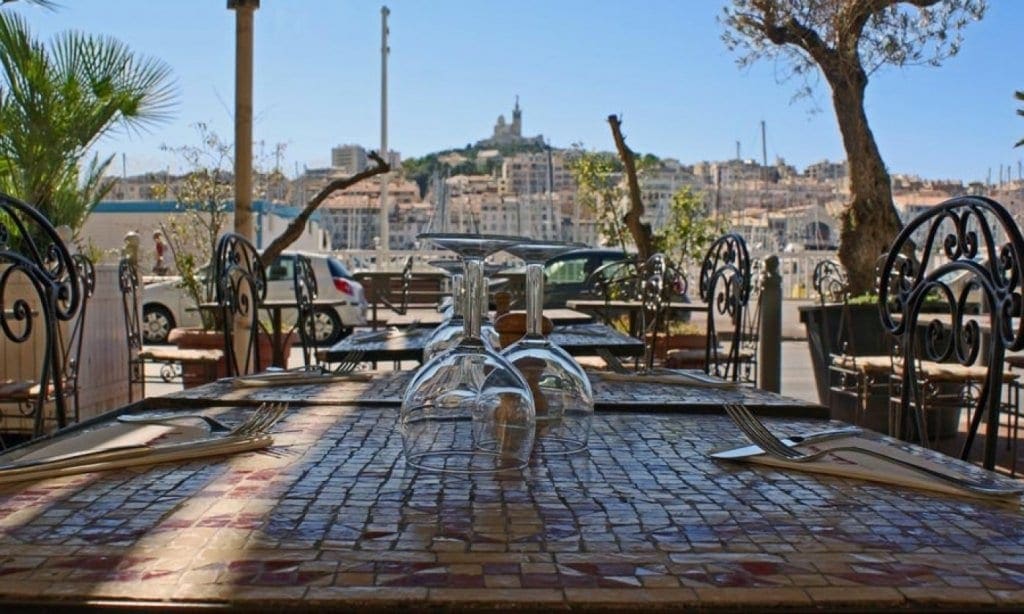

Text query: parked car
(540, 248), (631, 308)
(141, 251), (367, 345)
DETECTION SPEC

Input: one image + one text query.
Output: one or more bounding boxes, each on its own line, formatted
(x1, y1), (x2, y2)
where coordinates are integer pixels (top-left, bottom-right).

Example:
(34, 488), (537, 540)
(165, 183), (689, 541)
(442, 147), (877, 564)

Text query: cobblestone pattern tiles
(0, 407), (1022, 610)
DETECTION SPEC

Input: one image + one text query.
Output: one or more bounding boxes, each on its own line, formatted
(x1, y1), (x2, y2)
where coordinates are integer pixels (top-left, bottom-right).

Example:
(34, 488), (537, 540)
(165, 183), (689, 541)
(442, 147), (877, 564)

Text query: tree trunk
(828, 72), (902, 296)
(608, 115), (653, 261)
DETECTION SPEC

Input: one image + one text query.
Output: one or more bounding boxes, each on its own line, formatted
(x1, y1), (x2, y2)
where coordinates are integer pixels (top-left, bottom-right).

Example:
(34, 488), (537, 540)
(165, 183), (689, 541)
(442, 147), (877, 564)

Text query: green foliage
(652, 186), (724, 271)
(401, 141), (550, 197)
(156, 124), (234, 329)
(0, 11), (175, 230)
(722, 0), (986, 100)
(566, 146), (629, 251)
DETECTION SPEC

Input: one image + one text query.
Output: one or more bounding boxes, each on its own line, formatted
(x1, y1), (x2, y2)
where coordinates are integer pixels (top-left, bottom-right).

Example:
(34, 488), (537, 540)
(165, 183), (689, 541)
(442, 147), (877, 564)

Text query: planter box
(169, 328), (286, 388)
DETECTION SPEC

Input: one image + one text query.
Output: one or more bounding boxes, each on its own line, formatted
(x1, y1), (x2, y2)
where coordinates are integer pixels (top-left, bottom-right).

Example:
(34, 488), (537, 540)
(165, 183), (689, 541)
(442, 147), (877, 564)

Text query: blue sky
(12, 1), (1024, 183)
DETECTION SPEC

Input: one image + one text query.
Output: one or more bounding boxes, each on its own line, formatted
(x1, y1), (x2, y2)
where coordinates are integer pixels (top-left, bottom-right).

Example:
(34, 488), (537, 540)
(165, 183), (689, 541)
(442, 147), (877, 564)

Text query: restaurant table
(380, 307), (594, 328)
(198, 299), (344, 368)
(0, 374), (1021, 612)
(319, 322), (645, 364)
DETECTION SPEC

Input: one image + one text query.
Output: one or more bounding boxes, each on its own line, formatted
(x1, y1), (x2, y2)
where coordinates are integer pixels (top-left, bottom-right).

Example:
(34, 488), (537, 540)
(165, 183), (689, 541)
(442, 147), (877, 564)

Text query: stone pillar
(759, 255), (782, 392)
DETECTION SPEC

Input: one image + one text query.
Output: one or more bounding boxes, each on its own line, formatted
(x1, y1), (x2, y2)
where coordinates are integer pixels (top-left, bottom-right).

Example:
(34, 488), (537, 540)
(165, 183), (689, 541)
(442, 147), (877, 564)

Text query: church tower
(511, 95), (522, 138)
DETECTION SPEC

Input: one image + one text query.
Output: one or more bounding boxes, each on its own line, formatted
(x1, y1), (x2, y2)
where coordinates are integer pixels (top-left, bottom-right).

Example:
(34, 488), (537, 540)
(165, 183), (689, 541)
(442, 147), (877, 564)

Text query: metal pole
(378, 6), (390, 270)
(759, 255), (782, 392)
(228, 0), (258, 241)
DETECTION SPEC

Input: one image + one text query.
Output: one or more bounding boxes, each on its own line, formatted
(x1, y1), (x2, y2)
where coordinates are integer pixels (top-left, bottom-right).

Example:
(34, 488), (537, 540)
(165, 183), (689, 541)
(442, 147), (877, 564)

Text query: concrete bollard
(759, 255), (782, 392)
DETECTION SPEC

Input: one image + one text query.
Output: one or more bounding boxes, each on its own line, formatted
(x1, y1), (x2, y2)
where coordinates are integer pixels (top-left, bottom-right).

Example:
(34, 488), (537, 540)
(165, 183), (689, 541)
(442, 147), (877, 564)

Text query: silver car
(141, 251), (367, 345)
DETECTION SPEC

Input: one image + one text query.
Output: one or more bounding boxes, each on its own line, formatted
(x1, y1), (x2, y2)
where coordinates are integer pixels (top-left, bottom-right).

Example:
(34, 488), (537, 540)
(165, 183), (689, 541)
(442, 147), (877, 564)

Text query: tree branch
(260, 151), (390, 264)
(607, 114), (653, 262)
(749, 0), (837, 72)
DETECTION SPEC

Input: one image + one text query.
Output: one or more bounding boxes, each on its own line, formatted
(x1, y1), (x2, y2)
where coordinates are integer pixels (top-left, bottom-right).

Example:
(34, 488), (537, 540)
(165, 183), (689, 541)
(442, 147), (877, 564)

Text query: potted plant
(155, 125), (276, 386)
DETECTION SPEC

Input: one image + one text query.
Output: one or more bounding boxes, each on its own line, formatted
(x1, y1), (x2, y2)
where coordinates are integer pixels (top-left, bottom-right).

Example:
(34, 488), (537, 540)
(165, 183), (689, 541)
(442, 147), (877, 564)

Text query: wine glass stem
(526, 262), (544, 337)
(463, 256), (484, 340)
(450, 273), (463, 317)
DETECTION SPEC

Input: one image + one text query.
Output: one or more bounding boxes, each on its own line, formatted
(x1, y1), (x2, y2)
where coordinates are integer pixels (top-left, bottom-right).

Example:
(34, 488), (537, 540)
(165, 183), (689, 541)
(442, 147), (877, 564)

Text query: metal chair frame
(293, 253), (321, 370)
(878, 195), (1024, 471)
(0, 193), (82, 438)
(214, 233), (267, 377)
(698, 233), (754, 383)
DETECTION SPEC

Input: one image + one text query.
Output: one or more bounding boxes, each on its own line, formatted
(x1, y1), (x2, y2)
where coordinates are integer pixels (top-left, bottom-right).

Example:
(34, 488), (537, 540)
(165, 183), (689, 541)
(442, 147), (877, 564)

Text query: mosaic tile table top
(1, 405), (1022, 611)
(167, 370), (826, 418)
(320, 322), (645, 363)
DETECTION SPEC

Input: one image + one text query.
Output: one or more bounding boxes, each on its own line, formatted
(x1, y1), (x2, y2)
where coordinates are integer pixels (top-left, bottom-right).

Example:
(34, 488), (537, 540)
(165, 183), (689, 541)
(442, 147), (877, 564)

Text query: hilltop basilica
(476, 96), (545, 148)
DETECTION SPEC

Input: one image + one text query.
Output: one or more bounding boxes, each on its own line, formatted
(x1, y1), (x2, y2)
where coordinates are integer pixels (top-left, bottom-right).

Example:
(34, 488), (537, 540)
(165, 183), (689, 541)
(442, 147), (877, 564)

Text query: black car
(542, 248), (631, 308)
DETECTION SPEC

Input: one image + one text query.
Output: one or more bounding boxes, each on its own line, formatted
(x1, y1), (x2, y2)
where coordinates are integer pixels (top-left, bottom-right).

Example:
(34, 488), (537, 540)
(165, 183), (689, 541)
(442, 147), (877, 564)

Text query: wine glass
(422, 259), (465, 361)
(401, 233), (536, 473)
(500, 241), (594, 455)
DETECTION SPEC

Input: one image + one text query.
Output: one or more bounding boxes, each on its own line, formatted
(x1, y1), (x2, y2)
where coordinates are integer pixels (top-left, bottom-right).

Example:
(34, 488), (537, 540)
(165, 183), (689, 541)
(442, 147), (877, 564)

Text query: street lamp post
(228, 0), (259, 241)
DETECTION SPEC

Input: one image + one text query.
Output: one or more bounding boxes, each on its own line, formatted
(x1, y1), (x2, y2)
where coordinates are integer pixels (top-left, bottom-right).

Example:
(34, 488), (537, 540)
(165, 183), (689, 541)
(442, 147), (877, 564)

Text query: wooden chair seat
(831, 354), (893, 376)
(0, 379), (35, 400)
(831, 354), (1018, 383)
(138, 347), (223, 365)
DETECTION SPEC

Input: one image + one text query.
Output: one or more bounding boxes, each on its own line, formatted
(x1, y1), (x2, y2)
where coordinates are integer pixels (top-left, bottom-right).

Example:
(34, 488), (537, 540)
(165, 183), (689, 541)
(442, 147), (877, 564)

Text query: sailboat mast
(378, 5), (390, 269)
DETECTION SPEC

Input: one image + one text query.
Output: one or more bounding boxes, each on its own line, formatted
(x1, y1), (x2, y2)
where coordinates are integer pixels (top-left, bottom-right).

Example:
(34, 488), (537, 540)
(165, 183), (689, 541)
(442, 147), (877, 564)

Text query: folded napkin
(710, 434), (1024, 502)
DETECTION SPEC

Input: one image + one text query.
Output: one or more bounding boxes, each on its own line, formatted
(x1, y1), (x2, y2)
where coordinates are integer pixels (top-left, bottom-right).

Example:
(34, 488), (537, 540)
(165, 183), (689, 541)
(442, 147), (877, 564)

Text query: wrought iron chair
(878, 195), (1024, 471)
(214, 232), (267, 377)
(813, 259), (895, 431)
(583, 256), (642, 330)
(118, 257), (150, 401)
(0, 192), (83, 440)
(697, 232), (755, 384)
(44, 253), (95, 422)
(293, 253), (322, 370)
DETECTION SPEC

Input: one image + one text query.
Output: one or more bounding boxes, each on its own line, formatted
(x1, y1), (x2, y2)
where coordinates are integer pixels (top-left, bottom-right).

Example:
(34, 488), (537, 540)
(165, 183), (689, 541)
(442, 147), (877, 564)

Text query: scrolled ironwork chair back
(55, 254), (95, 422)
(0, 193), (83, 435)
(638, 253), (688, 370)
(214, 232), (267, 377)
(584, 257), (641, 325)
(698, 232), (752, 381)
(0, 193), (82, 325)
(877, 195), (1024, 469)
(118, 257), (144, 401)
(293, 253), (320, 369)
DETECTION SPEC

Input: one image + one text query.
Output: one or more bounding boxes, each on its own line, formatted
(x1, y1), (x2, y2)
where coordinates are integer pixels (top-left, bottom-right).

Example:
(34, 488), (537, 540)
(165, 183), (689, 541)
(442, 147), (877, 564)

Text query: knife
(709, 426), (862, 460)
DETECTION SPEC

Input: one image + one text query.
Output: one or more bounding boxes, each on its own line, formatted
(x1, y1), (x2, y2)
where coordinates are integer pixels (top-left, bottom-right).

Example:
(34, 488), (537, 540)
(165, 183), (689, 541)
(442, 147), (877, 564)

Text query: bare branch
(260, 151), (390, 264)
(607, 114), (653, 262)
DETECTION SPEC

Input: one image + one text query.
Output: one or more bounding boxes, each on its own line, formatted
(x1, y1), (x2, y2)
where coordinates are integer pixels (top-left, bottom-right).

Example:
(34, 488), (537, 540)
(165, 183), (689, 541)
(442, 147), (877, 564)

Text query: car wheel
(142, 304), (175, 344)
(312, 307), (343, 346)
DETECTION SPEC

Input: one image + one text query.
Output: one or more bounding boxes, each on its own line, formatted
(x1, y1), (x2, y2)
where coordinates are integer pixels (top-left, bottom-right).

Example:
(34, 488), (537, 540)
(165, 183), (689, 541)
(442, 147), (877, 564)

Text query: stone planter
(656, 333), (707, 367)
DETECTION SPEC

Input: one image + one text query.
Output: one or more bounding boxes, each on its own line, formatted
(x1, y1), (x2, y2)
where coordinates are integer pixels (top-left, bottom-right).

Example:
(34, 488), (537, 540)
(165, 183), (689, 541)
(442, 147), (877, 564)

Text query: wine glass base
(403, 450), (529, 474)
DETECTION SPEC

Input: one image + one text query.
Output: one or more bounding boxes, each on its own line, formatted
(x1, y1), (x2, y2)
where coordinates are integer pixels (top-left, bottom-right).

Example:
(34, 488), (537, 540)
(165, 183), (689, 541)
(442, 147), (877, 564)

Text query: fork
(0, 402), (289, 476)
(230, 402), (288, 436)
(722, 404), (1020, 496)
(118, 413), (232, 432)
(333, 349), (365, 374)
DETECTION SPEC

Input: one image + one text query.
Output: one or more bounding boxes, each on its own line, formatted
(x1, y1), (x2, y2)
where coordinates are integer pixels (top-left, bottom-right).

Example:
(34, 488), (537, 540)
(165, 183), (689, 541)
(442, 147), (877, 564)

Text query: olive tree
(722, 0), (985, 294)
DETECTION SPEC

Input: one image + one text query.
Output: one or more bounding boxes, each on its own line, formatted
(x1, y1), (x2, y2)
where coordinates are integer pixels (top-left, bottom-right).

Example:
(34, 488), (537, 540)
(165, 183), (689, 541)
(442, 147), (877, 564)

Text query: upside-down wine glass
(423, 259), (502, 361)
(401, 233), (536, 473)
(422, 259), (465, 361)
(500, 241), (594, 455)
